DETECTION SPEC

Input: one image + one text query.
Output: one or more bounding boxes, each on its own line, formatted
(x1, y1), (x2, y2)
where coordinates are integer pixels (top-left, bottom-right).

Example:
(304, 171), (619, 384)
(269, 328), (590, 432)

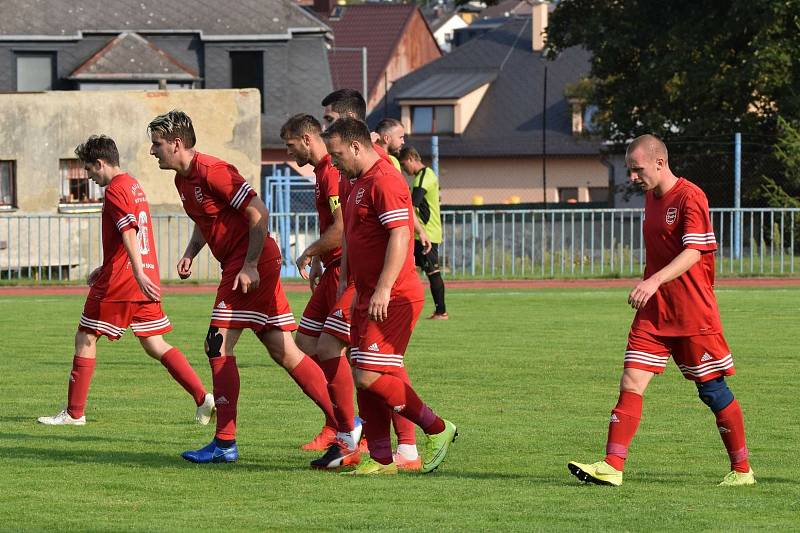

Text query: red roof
(319, 4), (420, 100)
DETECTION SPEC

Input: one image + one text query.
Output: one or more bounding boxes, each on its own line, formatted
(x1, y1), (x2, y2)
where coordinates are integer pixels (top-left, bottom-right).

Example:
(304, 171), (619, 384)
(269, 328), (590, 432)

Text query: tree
(545, 0), (800, 145)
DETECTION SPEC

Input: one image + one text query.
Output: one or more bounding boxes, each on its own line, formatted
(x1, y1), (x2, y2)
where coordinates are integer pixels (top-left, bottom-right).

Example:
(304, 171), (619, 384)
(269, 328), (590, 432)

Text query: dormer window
(397, 71), (495, 135)
(412, 105), (454, 134)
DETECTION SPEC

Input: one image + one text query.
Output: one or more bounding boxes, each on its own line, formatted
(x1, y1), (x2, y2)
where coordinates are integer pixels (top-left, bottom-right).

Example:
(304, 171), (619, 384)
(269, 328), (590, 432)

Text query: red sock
(391, 368), (417, 445)
(210, 355), (239, 441)
(289, 355), (337, 429)
(357, 389), (392, 464)
(715, 399), (750, 472)
(604, 391), (643, 471)
(67, 356), (96, 419)
(160, 347), (206, 405)
(319, 356), (355, 433)
(367, 374), (445, 435)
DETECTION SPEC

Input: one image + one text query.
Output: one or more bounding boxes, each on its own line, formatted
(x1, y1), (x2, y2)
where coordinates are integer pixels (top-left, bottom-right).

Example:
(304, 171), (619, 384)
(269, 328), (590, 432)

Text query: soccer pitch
(2, 287), (798, 531)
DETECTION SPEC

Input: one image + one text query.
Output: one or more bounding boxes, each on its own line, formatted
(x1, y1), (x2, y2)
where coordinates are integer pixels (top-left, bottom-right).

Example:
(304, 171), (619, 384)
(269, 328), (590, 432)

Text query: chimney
(313, 0), (336, 14)
(531, 1), (548, 52)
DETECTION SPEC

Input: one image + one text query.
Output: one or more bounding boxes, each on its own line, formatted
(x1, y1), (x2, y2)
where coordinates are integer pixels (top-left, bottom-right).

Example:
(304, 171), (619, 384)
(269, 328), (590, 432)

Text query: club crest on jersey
(666, 207), (677, 225)
(355, 187), (365, 204)
(194, 186), (203, 203)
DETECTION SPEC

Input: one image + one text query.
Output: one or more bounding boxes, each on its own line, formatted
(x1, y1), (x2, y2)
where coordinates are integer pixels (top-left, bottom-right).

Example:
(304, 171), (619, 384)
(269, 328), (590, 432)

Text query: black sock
(428, 272), (446, 314)
(215, 438), (236, 448)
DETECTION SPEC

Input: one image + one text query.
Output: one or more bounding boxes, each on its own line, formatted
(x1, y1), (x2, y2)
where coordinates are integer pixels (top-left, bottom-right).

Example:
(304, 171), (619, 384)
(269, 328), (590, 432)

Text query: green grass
(1, 287), (798, 531)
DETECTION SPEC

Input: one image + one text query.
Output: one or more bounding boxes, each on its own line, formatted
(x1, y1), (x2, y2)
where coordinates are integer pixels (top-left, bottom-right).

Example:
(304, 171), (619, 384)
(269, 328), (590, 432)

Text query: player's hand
(135, 271), (161, 302)
(296, 253), (312, 281)
(419, 231), (432, 254)
(177, 257), (193, 280)
(368, 286), (391, 322)
(309, 260), (323, 292)
(628, 277), (660, 310)
(87, 267), (101, 286)
(233, 263), (260, 294)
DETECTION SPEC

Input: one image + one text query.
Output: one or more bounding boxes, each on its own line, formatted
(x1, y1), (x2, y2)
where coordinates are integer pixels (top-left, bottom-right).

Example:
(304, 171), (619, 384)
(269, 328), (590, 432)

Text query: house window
(0, 161), (16, 208)
(230, 51), (264, 112)
(16, 53), (55, 91)
(558, 187), (579, 204)
(588, 187), (609, 203)
(59, 159), (103, 205)
(412, 105), (454, 134)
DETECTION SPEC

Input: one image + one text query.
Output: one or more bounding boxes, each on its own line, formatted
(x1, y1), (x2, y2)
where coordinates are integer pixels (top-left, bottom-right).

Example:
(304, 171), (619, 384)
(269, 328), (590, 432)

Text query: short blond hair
(148, 109), (196, 148)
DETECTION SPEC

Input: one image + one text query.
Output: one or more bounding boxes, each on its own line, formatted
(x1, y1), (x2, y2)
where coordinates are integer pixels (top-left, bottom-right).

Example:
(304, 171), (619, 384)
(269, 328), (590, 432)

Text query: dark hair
(398, 145), (421, 163)
(280, 113), (322, 140)
(147, 109), (197, 148)
(74, 135), (120, 166)
(375, 118), (402, 136)
(321, 89), (367, 121)
(321, 117), (372, 146)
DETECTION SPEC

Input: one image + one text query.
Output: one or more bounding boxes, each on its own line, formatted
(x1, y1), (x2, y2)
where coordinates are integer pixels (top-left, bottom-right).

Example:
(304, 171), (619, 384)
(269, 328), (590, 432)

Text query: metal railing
(1, 208), (797, 281)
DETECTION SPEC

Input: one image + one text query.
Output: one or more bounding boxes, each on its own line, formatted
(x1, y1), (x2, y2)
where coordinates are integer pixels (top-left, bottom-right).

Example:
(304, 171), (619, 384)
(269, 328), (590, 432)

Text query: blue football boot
(181, 439), (238, 463)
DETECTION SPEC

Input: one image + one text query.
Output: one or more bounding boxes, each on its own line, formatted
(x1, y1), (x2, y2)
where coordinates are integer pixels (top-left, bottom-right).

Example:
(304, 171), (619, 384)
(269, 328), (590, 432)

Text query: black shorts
(414, 241), (440, 275)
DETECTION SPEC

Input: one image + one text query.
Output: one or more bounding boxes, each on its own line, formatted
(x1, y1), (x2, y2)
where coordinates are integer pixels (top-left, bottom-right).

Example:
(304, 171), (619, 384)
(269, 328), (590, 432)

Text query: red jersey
(89, 173), (160, 302)
(339, 142), (393, 219)
(633, 178), (722, 336)
(175, 152), (278, 268)
(314, 154), (342, 268)
(344, 157), (423, 309)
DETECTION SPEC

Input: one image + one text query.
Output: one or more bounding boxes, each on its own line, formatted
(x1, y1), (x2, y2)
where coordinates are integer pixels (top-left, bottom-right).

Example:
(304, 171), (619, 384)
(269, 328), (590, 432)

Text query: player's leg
(39, 299), (129, 425)
(181, 325), (242, 463)
(568, 328), (665, 486)
(390, 367), (420, 470)
(421, 243), (447, 319)
(297, 267), (344, 450)
(675, 335), (754, 485)
(37, 329), (99, 426)
(342, 372), (397, 475)
(309, 331), (364, 469)
(132, 302), (212, 419)
(137, 333), (214, 424)
(350, 302), (457, 473)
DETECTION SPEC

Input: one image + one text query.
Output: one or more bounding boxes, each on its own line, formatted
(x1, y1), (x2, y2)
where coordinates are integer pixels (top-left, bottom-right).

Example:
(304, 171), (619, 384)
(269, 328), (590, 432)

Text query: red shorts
(79, 298), (172, 340)
(298, 265), (354, 344)
(210, 257), (296, 333)
(624, 327), (735, 383)
(349, 300), (423, 373)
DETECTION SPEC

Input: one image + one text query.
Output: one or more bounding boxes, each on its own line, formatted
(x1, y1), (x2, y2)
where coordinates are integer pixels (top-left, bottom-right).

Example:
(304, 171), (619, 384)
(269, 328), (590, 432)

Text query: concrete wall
(0, 89), (261, 214)
(437, 156), (609, 205)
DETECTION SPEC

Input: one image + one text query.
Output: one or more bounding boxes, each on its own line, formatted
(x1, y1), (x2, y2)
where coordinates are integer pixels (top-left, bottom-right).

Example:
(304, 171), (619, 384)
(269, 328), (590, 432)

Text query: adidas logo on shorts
(333, 309), (343, 318)
(217, 301), (227, 309)
(718, 425), (731, 434)
(368, 343), (379, 352)
(700, 352), (713, 362)
(609, 413), (620, 423)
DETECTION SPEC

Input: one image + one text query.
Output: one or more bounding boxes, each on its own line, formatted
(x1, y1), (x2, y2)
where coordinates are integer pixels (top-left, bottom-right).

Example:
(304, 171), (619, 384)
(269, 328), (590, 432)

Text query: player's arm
(337, 232), (349, 299)
(233, 195), (269, 294)
(628, 248), (702, 309)
(177, 224), (207, 280)
(412, 211), (432, 254)
(120, 227), (160, 301)
(296, 201), (343, 281)
(368, 225), (410, 322)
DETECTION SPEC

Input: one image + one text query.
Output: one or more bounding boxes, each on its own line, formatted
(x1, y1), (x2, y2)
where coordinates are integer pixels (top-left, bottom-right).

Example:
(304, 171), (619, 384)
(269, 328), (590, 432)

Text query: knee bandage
(205, 326), (223, 358)
(696, 377), (734, 413)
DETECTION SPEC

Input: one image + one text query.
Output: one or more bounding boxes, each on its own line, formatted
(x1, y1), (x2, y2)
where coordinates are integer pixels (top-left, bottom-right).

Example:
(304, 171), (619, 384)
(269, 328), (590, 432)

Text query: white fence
(1, 208), (798, 281)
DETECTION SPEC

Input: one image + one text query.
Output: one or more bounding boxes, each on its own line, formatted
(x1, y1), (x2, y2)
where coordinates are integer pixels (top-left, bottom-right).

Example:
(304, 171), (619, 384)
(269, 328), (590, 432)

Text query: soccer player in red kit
(322, 117), (457, 475)
(281, 113), (363, 468)
(38, 135), (214, 427)
(321, 89), (430, 469)
(568, 134), (755, 487)
(148, 110), (337, 463)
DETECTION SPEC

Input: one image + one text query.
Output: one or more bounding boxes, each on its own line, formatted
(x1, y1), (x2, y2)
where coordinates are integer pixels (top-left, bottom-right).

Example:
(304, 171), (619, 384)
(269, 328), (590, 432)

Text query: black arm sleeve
(411, 187), (427, 207)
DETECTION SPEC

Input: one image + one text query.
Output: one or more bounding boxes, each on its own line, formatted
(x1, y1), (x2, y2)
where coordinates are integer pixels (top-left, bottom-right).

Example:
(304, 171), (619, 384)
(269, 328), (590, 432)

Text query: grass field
(2, 286), (798, 531)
